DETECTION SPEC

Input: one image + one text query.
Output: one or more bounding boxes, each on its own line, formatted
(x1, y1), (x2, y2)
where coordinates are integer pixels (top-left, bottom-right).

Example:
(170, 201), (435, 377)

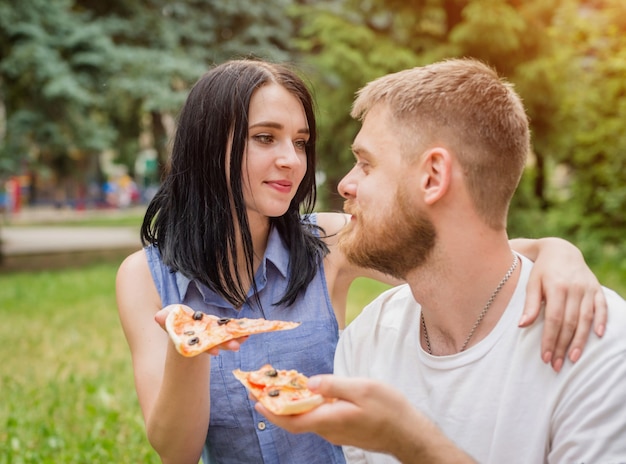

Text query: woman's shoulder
(314, 212), (350, 242)
(118, 248), (149, 277)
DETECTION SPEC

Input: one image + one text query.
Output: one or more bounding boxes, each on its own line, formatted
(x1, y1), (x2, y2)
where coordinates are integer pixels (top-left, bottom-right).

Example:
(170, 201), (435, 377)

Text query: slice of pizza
(164, 304), (301, 357)
(233, 364), (326, 415)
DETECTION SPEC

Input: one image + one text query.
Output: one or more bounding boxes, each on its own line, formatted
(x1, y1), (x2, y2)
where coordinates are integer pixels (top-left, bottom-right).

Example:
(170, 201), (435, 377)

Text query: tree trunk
(533, 150), (548, 210)
(151, 111), (168, 181)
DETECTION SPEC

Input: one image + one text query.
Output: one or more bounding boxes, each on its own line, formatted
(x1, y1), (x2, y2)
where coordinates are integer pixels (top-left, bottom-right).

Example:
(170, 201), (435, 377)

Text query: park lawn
(0, 263), (159, 464)
(3, 259), (620, 463)
(0, 263), (387, 463)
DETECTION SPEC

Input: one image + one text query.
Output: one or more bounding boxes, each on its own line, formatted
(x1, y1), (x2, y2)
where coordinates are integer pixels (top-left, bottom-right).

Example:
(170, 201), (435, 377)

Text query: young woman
(116, 59), (606, 464)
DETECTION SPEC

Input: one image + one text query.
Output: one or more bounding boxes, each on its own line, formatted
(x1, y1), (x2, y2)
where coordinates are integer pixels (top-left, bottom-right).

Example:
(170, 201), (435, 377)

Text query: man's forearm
(391, 406), (476, 463)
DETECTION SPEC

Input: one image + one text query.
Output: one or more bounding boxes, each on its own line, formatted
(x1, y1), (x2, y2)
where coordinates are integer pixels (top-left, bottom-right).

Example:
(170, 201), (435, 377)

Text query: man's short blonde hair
(351, 58), (530, 229)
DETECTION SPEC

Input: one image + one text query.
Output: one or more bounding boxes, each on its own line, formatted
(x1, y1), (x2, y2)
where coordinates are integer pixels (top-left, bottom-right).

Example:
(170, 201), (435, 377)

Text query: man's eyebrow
(350, 143), (368, 156)
(249, 121), (309, 134)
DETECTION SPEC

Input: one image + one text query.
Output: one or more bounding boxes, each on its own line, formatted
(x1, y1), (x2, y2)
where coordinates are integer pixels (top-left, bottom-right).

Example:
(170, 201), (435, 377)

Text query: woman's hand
(513, 238), (607, 372)
(154, 306), (249, 356)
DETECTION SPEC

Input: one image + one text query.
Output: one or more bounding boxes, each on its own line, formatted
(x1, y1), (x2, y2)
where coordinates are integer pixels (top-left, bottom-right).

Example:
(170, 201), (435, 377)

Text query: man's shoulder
(338, 283), (421, 376)
(602, 286), (626, 340)
(347, 284), (417, 332)
(365, 283), (415, 311)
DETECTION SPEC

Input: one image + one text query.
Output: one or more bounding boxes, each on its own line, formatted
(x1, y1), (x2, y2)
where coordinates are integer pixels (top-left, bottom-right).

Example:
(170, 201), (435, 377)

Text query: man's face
(337, 104), (436, 279)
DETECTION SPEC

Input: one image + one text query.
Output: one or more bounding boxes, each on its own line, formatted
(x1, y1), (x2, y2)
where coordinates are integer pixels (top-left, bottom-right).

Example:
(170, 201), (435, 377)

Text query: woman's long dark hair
(141, 59), (328, 308)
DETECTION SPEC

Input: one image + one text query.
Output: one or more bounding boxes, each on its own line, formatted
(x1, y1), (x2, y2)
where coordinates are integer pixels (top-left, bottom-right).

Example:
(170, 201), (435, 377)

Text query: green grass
(0, 264), (389, 463)
(1, 259), (622, 463)
(347, 278), (393, 324)
(0, 263), (160, 464)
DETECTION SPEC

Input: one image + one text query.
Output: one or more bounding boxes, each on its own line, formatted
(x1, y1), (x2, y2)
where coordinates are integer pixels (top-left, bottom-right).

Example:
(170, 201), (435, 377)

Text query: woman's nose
(277, 143), (304, 167)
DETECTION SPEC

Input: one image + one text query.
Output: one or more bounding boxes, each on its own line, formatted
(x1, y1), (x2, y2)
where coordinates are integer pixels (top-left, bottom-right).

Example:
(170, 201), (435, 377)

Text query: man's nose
(337, 171), (356, 199)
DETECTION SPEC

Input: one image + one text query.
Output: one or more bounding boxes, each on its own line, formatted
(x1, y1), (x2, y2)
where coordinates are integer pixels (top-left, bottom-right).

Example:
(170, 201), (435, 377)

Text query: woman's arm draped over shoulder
(116, 250), (210, 464)
(510, 237), (607, 372)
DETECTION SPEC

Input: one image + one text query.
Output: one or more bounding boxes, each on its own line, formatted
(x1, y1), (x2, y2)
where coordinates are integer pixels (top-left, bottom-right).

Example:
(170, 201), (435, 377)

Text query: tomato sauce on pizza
(233, 364), (327, 415)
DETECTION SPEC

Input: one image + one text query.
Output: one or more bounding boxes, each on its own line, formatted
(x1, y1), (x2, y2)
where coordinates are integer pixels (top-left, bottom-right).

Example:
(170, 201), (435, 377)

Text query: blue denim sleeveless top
(145, 214), (345, 464)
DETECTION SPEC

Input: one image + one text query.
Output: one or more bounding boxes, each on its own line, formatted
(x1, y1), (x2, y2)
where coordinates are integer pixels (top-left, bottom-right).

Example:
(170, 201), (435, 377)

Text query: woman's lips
(266, 180), (292, 193)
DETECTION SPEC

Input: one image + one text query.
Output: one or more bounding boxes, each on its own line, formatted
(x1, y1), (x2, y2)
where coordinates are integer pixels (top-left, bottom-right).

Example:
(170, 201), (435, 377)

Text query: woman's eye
(254, 134), (274, 144)
(294, 139), (308, 151)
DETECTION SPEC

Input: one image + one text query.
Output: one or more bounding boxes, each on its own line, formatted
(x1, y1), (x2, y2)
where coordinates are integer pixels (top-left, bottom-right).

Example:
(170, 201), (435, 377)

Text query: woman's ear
(420, 147), (452, 205)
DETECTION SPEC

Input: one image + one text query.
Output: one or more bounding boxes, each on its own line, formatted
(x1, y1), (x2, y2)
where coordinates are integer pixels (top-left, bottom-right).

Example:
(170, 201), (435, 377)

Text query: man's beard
(339, 186), (436, 279)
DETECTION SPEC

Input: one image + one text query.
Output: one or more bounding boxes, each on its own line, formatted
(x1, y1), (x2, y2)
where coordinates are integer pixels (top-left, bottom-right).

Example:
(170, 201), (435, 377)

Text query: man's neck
(406, 239), (520, 355)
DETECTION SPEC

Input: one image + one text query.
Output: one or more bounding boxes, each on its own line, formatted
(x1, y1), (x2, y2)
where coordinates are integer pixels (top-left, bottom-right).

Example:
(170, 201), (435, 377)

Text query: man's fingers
(307, 375), (364, 400)
(253, 394), (350, 436)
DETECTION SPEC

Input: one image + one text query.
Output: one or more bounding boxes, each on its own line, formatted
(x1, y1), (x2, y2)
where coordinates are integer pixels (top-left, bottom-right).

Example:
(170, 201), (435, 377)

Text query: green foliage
(0, 0), (301, 183)
(540, 0), (626, 243)
(296, 0), (625, 247)
(1, 0), (624, 248)
(292, 2), (427, 207)
(347, 277), (392, 324)
(449, 0), (526, 60)
(0, 0), (118, 182)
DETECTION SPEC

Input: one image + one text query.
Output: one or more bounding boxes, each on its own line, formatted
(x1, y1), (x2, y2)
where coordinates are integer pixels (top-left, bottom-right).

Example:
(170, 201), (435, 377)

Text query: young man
(257, 58), (626, 462)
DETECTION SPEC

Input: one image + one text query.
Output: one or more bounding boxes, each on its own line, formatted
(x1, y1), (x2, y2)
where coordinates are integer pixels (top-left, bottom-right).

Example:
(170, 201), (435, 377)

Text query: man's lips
(343, 201), (358, 218)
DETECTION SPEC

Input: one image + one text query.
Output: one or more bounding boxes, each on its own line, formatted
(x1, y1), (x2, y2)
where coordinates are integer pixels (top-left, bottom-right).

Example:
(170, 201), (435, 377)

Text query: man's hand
(256, 375), (475, 463)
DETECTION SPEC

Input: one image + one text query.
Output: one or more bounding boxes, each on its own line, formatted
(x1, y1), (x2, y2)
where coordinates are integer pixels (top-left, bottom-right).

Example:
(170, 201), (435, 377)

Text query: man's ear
(420, 147), (452, 205)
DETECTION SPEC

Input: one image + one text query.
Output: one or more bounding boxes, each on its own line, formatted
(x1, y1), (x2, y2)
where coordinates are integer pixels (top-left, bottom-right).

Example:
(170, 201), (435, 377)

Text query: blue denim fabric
(146, 214), (345, 464)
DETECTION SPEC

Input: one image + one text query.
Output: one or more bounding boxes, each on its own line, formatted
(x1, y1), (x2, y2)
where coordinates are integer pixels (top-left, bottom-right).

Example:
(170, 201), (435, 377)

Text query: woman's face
(239, 83), (309, 224)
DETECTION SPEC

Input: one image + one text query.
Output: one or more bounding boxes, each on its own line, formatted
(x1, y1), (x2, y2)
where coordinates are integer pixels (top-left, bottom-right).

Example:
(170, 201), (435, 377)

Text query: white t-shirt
(335, 255), (626, 463)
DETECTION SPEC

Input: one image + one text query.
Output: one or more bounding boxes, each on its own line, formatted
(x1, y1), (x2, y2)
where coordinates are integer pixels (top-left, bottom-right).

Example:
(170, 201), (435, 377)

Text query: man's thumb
(307, 374), (352, 399)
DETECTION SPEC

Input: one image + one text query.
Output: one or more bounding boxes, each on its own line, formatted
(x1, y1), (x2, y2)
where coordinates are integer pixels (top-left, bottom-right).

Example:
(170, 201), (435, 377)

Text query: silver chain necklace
(421, 253), (519, 355)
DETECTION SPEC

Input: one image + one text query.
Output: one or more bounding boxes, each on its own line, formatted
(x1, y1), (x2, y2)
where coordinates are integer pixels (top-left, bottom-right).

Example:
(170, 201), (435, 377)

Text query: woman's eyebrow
(249, 121), (309, 134)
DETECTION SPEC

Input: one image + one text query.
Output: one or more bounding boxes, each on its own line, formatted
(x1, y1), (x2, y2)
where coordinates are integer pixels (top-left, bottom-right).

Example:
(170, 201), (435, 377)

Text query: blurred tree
(295, 0), (547, 209)
(1, 0), (623, 247)
(0, 0), (117, 204)
(545, 0), (626, 243)
(295, 0), (626, 249)
(0, 0), (300, 202)
(76, 0), (298, 178)
(293, 0), (428, 209)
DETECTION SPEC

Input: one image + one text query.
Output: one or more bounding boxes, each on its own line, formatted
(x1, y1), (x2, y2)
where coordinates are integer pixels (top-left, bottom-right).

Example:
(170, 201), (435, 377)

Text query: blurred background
(0, 1), (624, 461)
(1, 0), (625, 254)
